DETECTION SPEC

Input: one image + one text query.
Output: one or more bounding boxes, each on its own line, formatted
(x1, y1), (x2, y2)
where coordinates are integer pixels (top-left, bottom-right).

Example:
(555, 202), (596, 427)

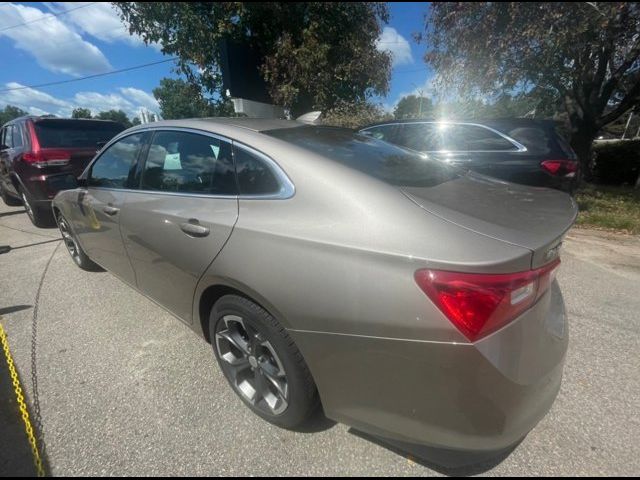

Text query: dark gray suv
(360, 118), (579, 193)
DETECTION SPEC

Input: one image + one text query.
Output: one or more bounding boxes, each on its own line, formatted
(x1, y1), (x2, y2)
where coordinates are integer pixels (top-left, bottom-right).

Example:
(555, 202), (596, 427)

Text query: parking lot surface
(0, 201), (639, 476)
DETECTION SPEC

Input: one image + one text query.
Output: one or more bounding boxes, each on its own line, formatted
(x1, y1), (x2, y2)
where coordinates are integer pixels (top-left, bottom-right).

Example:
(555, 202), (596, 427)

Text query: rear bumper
(290, 283), (568, 452)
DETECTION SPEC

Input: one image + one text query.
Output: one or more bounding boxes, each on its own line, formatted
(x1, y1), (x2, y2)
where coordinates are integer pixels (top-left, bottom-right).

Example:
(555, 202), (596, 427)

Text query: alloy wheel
(58, 216), (81, 265)
(215, 314), (289, 416)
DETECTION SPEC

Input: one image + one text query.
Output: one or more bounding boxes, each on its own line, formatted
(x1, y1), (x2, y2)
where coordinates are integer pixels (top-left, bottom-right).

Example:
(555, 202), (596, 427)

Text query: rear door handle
(103, 205), (119, 216)
(179, 221), (210, 238)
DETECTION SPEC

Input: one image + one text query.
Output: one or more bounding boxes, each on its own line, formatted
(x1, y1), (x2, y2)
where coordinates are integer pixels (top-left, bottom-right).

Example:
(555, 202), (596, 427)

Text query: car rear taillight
(414, 259), (560, 342)
(541, 159), (578, 177)
(23, 121), (70, 166)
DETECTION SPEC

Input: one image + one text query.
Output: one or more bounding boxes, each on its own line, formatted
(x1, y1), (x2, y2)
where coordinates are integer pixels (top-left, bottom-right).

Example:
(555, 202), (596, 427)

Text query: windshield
(265, 126), (459, 188)
(34, 120), (125, 148)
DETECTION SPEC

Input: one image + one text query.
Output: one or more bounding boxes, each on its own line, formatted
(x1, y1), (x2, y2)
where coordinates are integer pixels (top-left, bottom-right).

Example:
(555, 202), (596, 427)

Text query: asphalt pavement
(0, 201), (639, 476)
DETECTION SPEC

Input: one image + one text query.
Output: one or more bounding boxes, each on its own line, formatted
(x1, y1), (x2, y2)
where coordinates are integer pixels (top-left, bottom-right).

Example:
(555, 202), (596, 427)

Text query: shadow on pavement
(0, 352), (42, 476)
(349, 428), (521, 476)
(0, 306), (32, 316)
(0, 210), (26, 218)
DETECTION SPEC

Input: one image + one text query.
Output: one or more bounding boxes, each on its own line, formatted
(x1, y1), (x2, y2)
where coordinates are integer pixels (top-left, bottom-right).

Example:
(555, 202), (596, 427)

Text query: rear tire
(0, 183), (21, 206)
(20, 188), (54, 227)
(210, 294), (320, 429)
(55, 212), (102, 271)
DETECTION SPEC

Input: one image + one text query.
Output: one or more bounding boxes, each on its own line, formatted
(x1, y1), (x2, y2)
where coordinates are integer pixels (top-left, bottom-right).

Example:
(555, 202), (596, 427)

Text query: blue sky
(0, 2), (433, 118)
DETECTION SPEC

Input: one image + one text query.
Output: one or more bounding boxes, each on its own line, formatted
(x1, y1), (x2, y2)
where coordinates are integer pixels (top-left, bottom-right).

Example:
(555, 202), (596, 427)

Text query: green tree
(394, 95), (433, 119)
(114, 2), (391, 116)
(422, 2), (640, 171)
(131, 116), (141, 126)
(96, 110), (132, 128)
(71, 108), (93, 119)
(0, 105), (28, 126)
(322, 101), (392, 129)
(152, 78), (229, 119)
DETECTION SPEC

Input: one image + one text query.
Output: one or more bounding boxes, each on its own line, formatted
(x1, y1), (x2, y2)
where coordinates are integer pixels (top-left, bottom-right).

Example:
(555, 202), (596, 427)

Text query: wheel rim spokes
(215, 315), (288, 415)
(58, 218), (80, 262)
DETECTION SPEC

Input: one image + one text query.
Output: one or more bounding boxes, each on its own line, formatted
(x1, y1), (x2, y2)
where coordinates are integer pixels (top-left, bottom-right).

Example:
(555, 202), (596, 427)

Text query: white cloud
(0, 83), (159, 119)
(45, 2), (161, 50)
(376, 27), (413, 67)
(119, 88), (159, 111)
(72, 91), (135, 117)
(0, 3), (112, 76)
(0, 82), (74, 116)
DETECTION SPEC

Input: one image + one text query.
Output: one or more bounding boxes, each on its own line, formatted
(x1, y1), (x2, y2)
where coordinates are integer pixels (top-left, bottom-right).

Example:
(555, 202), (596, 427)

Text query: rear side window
(266, 126), (458, 188)
(34, 120), (124, 148)
(89, 133), (145, 188)
(502, 126), (552, 155)
(394, 123), (444, 151)
(233, 145), (281, 195)
(446, 125), (518, 151)
(141, 131), (237, 195)
(361, 124), (403, 145)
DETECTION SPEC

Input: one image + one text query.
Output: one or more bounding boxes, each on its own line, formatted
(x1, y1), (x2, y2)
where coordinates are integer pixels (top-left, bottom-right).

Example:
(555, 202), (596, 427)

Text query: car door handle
(103, 206), (120, 216)
(179, 221), (210, 238)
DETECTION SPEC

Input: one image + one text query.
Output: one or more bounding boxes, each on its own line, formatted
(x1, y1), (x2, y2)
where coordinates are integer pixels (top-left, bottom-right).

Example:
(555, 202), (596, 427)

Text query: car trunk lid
(401, 172), (578, 269)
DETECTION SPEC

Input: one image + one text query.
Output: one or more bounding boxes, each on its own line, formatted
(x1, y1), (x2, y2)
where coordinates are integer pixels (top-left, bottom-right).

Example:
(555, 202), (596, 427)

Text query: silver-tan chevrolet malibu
(52, 118), (577, 452)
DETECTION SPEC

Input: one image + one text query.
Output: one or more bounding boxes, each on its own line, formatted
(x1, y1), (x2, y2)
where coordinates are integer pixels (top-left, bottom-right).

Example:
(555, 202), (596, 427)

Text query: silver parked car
(52, 118), (577, 452)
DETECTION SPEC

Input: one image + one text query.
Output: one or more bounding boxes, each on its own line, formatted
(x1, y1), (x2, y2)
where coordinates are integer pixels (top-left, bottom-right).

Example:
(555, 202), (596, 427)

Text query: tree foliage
(422, 2), (640, 167)
(72, 107), (93, 119)
(96, 109), (133, 128)
(114, 2), (391, 116)
(0, 105), (27, 126)
(322, 101), (391, 129)
(152, 78), (232, 119)
(394, 95), (434, 119)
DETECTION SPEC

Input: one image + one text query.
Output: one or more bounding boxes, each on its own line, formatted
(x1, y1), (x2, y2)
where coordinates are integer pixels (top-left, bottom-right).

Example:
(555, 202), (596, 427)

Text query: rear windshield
(34, 120), (125, 148)
(265, 126), (459, 187)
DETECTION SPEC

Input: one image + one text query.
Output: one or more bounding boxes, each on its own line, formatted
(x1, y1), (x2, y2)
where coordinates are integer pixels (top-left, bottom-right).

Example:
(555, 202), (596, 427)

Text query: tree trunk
(570, 128), (596, 183)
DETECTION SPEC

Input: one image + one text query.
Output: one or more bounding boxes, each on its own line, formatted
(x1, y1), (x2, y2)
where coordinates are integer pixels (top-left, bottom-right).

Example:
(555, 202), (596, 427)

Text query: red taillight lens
(415, 259), (560, 342)
(541, 159), (578, 176)
(22, 149), (71, 166)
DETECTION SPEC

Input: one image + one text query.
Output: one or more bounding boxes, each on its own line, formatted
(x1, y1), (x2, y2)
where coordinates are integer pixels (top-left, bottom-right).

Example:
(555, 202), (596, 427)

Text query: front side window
(141, 131), (236, 195)
(89, 133), (145, 188)
(3, 126), (14, 148)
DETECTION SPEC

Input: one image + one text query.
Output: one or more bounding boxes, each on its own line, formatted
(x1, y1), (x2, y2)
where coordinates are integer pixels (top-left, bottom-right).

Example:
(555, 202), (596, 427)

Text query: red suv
(0, 116), (125, 226)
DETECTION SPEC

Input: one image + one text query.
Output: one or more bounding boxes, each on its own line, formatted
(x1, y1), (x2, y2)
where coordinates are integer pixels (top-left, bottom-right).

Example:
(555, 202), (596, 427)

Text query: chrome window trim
(359, 121), (528, 153)
(85, 125), (295, 200)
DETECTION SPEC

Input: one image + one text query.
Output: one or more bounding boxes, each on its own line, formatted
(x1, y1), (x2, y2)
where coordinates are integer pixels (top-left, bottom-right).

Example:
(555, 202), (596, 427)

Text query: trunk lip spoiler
(399, 188), (578, 270)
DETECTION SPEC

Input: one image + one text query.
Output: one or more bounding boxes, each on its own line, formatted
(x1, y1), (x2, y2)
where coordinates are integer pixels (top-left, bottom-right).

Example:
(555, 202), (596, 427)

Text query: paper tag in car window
(210, 144), (220, 159)
(164, 153), (182, 170)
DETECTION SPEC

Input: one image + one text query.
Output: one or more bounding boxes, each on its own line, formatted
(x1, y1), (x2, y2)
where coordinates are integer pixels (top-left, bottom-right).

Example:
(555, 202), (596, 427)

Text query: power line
(0, 58), (178, 93)
(0, 2), (98, 33)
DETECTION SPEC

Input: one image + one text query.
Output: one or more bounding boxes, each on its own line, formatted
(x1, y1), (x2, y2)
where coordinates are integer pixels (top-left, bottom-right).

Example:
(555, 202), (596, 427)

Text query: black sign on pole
(220, 40), (272, 103)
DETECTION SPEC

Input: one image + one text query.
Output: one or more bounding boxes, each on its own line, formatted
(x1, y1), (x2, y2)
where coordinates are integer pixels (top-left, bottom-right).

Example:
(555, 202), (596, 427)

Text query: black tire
(1, 183), (22, 206)
(20, 187), (54, 227)
(55, 212), (102, 271)
(210, 294), (320, 429)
